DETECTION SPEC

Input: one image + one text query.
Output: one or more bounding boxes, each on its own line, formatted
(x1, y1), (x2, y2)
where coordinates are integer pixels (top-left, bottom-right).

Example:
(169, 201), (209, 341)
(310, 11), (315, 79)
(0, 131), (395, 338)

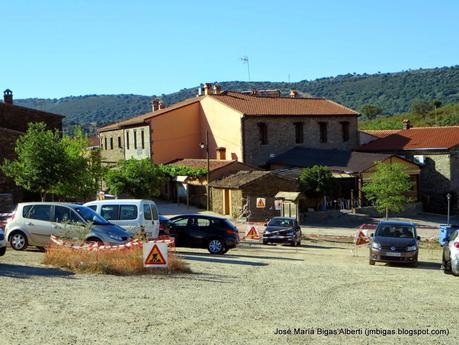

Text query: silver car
(5, 202), (132, 251)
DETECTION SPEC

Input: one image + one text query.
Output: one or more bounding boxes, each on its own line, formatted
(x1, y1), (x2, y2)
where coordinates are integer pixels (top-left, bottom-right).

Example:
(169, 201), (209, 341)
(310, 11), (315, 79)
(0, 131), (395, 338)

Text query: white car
(84, 199), (160, 239)
(443, 229), (459, 276)
(0, 227), (6, 256)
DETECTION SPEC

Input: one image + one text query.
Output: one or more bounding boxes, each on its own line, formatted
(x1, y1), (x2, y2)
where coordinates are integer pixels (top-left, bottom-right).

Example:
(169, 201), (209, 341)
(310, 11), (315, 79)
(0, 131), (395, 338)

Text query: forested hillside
(15, 65), (459, 130)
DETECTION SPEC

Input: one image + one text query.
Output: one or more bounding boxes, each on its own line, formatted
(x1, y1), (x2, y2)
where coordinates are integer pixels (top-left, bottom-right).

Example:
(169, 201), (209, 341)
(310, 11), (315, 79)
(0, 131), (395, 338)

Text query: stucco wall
(124, 125), (151, 160)
(243, 115), (359, 166)
(200, 97), (243, 161)
(147, 102), (202, 164)
(99, 129), (125, 164)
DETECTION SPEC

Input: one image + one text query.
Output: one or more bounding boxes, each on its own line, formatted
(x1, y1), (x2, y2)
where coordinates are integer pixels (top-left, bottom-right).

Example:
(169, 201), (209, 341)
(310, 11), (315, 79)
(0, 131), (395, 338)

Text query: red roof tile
(169, 159), (236, 172)
(359, 126), (459, 151)
(211, 91), (358, 116)
(361, 129), (401, 138)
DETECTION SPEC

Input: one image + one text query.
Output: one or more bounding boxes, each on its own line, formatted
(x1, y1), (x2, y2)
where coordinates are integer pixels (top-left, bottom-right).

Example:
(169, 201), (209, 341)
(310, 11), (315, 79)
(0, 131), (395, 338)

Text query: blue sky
(1, 0), (458, 99)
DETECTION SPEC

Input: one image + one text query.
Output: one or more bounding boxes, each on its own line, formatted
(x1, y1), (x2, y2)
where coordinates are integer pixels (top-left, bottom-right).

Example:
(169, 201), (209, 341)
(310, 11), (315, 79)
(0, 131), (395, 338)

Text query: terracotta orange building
(98, 84), (359, 167)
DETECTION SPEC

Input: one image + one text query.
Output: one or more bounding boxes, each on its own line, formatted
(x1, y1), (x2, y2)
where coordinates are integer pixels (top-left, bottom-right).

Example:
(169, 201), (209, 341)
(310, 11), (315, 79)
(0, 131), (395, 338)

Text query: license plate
(385, 252), (401, 257)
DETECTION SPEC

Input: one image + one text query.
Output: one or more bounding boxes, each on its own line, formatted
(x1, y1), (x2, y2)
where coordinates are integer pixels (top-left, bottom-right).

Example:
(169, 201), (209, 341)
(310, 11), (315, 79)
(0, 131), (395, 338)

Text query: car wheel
(369, 259), (375, 265)
(452, 261), (459, 277)
(410, 260), (418, 268)
(208, 239), (224, 255)
(10, 231), (28, 251)
(0, 247), (6, 256)
(262, 240), (268, 245)
(86, 237), (104, 246)
(297, 239), (302, 247)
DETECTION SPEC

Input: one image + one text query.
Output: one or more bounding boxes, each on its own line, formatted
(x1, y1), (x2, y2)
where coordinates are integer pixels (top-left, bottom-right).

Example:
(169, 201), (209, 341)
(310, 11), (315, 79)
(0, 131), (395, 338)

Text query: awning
(275, 191), (301, 201)
(174, 175), (189, 183)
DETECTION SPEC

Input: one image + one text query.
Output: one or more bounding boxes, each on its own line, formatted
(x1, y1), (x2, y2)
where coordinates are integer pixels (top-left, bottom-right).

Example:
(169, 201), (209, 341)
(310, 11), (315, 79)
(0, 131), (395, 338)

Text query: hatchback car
(369, 221), (420, 267)
(168, 215), (239, 254)
(5, 202), (132, 250)
(262, 217), (302, 246)
(0, 227), (6, 256)
(442, 229), (459, 276)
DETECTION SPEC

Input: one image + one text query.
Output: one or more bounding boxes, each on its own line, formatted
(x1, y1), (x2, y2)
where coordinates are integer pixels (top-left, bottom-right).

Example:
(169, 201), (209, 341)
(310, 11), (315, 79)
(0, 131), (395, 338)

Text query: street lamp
(447, 193), (451, 225)
(200, 130), (210, 211)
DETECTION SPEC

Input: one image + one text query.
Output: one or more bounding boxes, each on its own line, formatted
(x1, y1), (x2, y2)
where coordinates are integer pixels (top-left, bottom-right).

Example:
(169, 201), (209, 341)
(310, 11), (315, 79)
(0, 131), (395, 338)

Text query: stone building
(209, 170), (298, 221)
(0, 89), (64, 208)
(359, 122), (459, 213)
(97, 84), (359, 167)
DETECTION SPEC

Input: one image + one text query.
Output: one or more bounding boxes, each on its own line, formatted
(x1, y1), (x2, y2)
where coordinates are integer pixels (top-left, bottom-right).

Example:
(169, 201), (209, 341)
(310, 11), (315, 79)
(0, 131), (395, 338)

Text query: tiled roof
(98, 97), (202, 132)
(359, 126), (459, 151)
(168, 159), (236, 172)
(268, 147), (394, 173)
(210, 91), (358, 116)
(209, 170), (272, 188)
(361, 129), (401, 138)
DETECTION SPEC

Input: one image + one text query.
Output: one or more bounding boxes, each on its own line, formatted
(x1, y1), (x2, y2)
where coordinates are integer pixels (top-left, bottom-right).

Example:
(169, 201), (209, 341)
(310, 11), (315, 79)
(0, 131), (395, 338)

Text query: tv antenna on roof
(241, 56), (251, 82)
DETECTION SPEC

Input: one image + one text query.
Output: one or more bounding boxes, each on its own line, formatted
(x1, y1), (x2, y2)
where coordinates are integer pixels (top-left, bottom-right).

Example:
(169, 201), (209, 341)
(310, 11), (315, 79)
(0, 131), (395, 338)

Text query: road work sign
(143, 242), (168, 268)
(256, 198), (266, 208)
(245, 226), (261, 240)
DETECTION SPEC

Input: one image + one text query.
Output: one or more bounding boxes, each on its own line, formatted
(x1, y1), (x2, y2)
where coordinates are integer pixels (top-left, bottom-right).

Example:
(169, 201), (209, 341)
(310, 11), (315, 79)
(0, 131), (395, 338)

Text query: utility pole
(241, 56), (251, 82)
(200, 131), (210, 211)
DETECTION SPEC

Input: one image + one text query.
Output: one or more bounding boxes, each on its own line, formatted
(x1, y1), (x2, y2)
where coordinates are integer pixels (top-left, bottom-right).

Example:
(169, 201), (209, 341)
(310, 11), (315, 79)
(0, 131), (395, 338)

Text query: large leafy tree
(298, 165), (334, 199)
(360, 104), (383, 119)
(2, 123), (67, 201)
(105, 158), (164, 198)
(362, 162), (412, 218)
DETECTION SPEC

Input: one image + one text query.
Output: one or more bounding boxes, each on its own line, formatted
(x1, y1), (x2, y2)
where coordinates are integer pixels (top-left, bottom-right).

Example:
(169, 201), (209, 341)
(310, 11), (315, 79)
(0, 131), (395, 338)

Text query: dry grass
(43, 244), (191, 275)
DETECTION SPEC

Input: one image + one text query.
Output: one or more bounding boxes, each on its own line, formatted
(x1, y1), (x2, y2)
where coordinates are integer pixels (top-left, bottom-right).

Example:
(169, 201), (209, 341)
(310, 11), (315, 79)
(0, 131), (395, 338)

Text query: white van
(84, 199), (160, 239)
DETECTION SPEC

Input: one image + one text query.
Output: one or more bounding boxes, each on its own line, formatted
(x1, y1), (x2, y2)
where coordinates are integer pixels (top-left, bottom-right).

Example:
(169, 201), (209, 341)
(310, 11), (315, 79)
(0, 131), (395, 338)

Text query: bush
(43, 244), (190, 275)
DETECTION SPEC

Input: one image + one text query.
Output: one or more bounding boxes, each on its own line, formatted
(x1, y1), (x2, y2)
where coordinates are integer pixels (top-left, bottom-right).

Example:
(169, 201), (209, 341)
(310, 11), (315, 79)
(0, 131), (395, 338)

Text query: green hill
(14, 65), (459, 131)
(359, 102), (459, 130)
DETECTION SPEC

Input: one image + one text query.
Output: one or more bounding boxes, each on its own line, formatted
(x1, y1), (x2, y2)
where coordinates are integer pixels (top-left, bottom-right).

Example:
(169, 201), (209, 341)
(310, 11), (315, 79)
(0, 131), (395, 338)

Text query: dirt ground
(0, 239), (457, 345)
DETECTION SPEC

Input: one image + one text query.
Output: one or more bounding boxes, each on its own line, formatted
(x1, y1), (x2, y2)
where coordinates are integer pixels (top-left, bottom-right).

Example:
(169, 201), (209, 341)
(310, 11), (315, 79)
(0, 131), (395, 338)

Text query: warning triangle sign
(246, 226), (259, 239)
(145, 244), (166, 265)
(256, 198), (265, 208)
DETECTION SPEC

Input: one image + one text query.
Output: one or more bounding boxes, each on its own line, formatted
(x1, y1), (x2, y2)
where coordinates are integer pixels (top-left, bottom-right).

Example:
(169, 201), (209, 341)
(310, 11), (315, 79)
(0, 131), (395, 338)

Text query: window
(191, 217), (210, 227)
(134, 130), (137, 149)
(141, 130), (145, 149)
(25, 205), (51, 221)
(294, 122), (304, 144)
(151, 205), (159, 220)
(87, 205), (97, 211)
(118, 136), (122, 148)
(126, 131), (130, 150)
(119, 205), (138, 220)
(319, 122), (328, 143)
(258, 122), (268, 145)
(54, 206), (82, 224)
(341, 121), (350, 142)
(171, 217), (189, 227)
(104, 137), (108, 150)
(110, 137), (113, 150)
(143, 204), (152, 220)
(101, 205), (119, 220)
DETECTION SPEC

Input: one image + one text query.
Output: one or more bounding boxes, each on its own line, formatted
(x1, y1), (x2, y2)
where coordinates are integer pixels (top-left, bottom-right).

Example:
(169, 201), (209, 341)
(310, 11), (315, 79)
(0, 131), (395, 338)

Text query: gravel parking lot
(0, 240), (457, 345)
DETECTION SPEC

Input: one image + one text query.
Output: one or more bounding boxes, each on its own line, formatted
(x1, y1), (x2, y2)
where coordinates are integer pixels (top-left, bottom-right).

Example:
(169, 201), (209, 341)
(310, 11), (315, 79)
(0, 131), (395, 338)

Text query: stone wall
(243, 115), (359, 166)
(99, 129), (125, 164)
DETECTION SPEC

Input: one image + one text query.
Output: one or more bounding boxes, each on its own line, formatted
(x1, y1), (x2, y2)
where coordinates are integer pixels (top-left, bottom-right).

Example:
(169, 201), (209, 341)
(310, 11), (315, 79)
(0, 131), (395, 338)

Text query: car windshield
(73, 206), (109, 225)
(268, 218), (294, 227)
(375, 225), (415, 238)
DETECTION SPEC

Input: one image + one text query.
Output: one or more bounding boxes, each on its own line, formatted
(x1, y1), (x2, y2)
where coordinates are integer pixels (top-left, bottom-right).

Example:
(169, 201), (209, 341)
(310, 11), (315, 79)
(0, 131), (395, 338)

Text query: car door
(22, 204), (53, 246)
(168, 216), (191, 246)
(150, 203), (160, 238)
(52, 205), (87, 238)
(142, 203), (155, 239)
(188, 217), (212, 247)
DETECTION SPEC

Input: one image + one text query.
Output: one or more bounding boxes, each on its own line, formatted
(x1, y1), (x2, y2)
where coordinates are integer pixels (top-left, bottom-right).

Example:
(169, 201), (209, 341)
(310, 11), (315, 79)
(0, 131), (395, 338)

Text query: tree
(105, 158), (164, 198)
(360, 104), (383, 119)
(411, 99), (435, 118)
(362, 162), (412, 218)
(1, 123), (67, 201)
(298, 165), (334, 201)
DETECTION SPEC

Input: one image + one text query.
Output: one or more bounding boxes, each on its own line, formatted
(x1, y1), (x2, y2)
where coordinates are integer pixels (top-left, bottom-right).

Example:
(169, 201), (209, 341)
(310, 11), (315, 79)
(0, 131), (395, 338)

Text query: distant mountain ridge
(15, 65), (459, 131)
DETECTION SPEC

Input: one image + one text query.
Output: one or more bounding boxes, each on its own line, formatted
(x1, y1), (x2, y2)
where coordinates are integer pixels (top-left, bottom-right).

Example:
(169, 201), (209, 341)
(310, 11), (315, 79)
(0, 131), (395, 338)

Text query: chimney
(213, 84), (221, 95)
(151, 98), (160, 112)
(158, 101), (166, 110)
(402, 119), (411, 130)
(289, 89), (298, 98)
(3, 89), (13, 104)
(203, 83), (212, 95)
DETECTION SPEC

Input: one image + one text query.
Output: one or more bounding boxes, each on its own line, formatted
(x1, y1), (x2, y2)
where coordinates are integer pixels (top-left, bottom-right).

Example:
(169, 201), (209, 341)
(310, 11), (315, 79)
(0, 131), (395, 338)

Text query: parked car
(0, 227), (6, 256)
(84, 199), (160, 239)
(442, 228), (459, 276)
(262, 217), (302, 246)
(168, 215), (239, 254)
(159, 215), (170, 236)
(369, 221), (420, 267)
(5, 202), (132, 251)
